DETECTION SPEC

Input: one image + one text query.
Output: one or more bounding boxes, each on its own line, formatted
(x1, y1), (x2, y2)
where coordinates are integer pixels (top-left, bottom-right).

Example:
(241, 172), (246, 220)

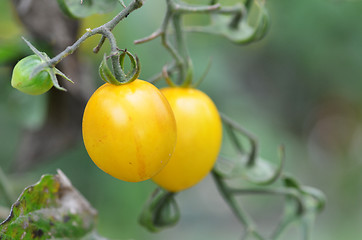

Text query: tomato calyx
(163, 58), (212, 88)
(21, 37), (73, 92)
(139, 188), (180, 232)
(99, 49), (140, 85)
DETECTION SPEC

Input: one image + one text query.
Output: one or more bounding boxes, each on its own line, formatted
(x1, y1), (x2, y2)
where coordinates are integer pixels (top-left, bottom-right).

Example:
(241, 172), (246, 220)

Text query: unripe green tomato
(82, 80), (177, 182)
(11, 55), (53, 95)
(152, 87), (222, 192)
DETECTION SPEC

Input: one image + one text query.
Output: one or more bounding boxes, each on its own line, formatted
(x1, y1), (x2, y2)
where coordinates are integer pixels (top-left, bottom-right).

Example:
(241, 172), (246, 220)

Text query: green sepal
(54, 68), (74, 84)
(99, 50), (141, 85)
(139, 188), (180, 233)
(162, 65), (177, 87)
(23, 37), (72, 92)
(22, 37), (47, 62)
(122, 50), (141, 83)
(192, 58), (212, 88)
(99, 54), (123, 85)
(48, 68), (67, 91)
(180, 58), (194, 87)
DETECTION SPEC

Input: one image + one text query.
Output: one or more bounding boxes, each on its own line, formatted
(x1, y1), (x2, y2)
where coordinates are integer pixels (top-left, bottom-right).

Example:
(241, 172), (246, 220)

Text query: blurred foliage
(1, 0), (362, 239)
(57, 0), (118, 19)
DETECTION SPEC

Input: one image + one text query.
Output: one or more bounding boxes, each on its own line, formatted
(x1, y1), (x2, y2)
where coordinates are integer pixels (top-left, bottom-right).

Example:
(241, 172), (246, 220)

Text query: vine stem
(230, 187), (304, 211)
(45, 0), (143, 71)
(171, 11), (188, 84)
(211, 170), (264, 240)
(134, 0), (237, 86)
(161, 1), (184, 69)
(220, 112), (258, 167)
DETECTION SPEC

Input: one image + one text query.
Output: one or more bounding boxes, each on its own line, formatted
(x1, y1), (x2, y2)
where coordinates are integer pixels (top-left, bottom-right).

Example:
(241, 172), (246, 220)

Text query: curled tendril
(99, 49), (140, 85)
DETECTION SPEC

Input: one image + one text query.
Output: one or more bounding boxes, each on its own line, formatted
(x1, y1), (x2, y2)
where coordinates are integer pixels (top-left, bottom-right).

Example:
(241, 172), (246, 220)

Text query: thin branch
(229, 187), (304, 208)
(174, 3), (221, 14)
(160, 2), (184, 67)
(134, 29), (163, 44)
(93, 35), (106, 53)
(211, 170), (258, 233)
(104, 0), (143, 30)
(147, 62), (176, 83)
(220, 112), (258, 167)
(271, 214), (299, 239)
(46, 0), (143, 67)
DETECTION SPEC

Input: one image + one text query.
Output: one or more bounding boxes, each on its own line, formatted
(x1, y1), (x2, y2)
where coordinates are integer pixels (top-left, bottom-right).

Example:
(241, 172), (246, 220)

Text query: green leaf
(215, 154), (283, 185)
(0, 170), (98, 239)
(57, 0), (118, 19)
(301, 186), (326, 212)
(283, 175), (302, 190)
(194, 1), (270, 44)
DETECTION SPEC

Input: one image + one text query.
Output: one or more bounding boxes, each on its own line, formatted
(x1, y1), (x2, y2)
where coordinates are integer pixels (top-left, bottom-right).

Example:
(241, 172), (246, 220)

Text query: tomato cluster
(82, 79), (222, 191)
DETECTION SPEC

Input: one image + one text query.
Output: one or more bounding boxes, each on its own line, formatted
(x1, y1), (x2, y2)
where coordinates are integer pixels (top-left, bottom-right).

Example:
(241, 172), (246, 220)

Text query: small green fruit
(11, 55), (53, 95)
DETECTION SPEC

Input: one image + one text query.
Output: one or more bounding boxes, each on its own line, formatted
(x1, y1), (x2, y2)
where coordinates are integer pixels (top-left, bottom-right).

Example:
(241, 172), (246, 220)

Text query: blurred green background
(1, 0), (362, 239)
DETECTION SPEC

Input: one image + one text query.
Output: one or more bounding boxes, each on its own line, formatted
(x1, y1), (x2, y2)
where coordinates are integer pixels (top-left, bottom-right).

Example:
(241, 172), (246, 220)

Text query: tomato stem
(133, 0), (265, 86)
(211, 170), (262, 238)
(20, 0), (144, 91)
(220, 112), (258, 167)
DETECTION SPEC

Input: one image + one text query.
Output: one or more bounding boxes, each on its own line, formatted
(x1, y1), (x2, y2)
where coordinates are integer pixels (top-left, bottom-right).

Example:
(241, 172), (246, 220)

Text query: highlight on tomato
(152, 87), (222, 192)
(82, 79), (177, 182)
(11, 55), (53, 95)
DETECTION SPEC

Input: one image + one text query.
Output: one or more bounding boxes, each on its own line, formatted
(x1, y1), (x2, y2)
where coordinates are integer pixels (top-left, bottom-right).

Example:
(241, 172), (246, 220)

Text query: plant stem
(133, 0), (248, 85)
(220, 112), (258, 167)
(172, 12), (188, 84)
(271, 214), (298, 239)
(174, 3), (221, 14)
(47, 0), (143, 67)
(211, 170), (263, 239)
(105, 0), (143, 30)
(230, 187), (304, 208)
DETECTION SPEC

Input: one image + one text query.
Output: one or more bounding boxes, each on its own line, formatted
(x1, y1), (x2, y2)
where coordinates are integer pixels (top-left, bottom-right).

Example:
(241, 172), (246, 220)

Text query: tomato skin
(152, 87), (222, 192)
(11, 55), (53, 95)
(82, 80), (177, 182)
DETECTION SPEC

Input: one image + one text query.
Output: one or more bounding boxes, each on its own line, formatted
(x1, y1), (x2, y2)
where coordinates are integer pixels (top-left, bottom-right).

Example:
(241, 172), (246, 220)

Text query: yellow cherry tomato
(152, 87), (222, 192)
(82, 80), (177, 182)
